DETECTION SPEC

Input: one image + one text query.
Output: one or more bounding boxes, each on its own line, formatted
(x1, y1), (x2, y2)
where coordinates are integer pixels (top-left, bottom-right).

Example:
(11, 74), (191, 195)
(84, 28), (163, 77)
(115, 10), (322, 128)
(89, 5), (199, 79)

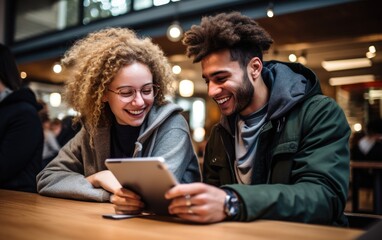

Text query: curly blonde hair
(62, 28), (174, 145)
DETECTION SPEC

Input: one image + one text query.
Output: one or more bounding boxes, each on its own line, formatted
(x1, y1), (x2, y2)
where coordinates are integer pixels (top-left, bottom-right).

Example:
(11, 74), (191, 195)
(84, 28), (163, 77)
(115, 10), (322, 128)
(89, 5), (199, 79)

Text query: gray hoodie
(37, 102), (201, 202)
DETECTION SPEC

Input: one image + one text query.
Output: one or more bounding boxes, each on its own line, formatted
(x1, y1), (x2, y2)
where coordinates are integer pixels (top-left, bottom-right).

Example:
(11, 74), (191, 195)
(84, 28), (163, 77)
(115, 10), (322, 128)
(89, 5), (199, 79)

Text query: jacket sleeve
(0, 104), (43, 183)
(226, 96), (350, 225)
(149, 114), (201, 183)
(36, 128), (111, 202)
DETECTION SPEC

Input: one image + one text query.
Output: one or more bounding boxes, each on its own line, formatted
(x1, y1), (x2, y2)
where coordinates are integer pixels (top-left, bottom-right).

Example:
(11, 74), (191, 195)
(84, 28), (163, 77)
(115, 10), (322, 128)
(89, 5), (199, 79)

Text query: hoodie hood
(0, 87), (42, 111)
(263, 60), (322, 120)
(133, 102), (183, 156)
(219, 60), (322, 132)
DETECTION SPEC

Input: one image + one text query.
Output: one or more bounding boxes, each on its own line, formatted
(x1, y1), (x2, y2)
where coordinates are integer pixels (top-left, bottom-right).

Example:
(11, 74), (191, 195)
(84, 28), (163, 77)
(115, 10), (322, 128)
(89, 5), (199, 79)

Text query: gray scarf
(234, 104), (267, 184)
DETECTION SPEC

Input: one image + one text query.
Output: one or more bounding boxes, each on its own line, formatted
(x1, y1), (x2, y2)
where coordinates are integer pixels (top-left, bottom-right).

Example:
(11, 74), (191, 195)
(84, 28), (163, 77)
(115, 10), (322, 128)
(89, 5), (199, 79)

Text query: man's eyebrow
(202, 70), (228, 80)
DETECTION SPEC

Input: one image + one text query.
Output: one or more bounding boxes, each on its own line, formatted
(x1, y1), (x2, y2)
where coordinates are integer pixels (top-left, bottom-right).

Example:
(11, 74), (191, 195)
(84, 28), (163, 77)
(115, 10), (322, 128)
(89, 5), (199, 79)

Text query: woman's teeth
(128, 109), (144, 115)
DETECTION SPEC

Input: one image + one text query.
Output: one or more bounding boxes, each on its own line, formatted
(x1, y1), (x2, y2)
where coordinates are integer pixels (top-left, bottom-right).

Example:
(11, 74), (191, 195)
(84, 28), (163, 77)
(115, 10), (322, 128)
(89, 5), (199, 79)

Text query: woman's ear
(248, 57), (262, 80)
(101, 94), (108, 103)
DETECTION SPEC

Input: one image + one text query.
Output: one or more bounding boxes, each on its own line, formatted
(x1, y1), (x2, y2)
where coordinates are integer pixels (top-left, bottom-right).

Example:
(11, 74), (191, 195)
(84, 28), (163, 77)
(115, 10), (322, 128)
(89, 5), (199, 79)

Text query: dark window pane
(15, 0), (79, 41)
(83, 0), (131, 25)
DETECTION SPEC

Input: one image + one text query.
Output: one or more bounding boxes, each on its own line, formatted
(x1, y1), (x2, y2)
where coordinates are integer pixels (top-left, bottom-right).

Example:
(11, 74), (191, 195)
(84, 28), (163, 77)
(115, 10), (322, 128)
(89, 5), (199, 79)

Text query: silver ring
(187, 206), (193, 214)
(185, 194), (192, 207)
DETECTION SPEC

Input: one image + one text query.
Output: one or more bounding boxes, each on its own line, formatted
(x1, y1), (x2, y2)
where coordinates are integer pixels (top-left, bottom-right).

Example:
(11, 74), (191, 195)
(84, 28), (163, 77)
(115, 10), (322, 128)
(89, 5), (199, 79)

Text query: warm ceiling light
(179, 79), (194, 97)
(50, 92), (62, 107)
(53, 63), (62, 73)
(367, 89), (382, 99)
(366, 51), (376, 59)
(329, 74), (375, 86)
(20, 71), (27, 79)
(167, 21), (183, 42)
(298, 56), (307, 65)
(266, 2), (274, 18)
(297, 50), (307, 65)
(369, 45), (376, 53)
(366, 45), (376, 59)
(288, 54), (297, 62)
(353, 123), (362, 132)
(172, 65), (181, 74)
(192, 127), (206, 142)
(321, 58), (372, 71)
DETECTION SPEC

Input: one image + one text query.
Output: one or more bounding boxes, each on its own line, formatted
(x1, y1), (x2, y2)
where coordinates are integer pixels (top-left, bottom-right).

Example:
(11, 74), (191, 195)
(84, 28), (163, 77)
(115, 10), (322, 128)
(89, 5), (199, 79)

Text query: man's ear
(248, 57), (262, 80)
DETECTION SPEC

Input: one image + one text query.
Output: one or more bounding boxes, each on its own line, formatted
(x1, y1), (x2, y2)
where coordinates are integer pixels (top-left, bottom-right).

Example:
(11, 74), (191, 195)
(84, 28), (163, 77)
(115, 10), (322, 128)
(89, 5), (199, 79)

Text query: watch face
(224, 191), (239, 217)
(228, 196), (239, 216)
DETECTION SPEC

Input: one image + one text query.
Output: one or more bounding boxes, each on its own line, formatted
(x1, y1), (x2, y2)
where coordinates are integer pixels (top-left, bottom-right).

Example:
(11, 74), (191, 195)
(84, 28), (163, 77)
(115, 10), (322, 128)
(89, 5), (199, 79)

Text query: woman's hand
(86, 170), (121, 193)
(86, 170), (145, 214)
(110, 188), (145, 214)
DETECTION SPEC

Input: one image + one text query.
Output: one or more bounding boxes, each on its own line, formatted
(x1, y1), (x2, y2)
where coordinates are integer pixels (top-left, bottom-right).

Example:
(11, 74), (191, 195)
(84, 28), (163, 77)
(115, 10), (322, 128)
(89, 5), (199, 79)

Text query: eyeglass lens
(113, 84), (158, 103)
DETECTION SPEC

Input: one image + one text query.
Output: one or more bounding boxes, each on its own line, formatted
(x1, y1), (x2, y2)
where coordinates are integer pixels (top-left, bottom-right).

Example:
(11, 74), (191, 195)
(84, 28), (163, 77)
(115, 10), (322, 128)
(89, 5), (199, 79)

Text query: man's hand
(165, 182), (227, 223)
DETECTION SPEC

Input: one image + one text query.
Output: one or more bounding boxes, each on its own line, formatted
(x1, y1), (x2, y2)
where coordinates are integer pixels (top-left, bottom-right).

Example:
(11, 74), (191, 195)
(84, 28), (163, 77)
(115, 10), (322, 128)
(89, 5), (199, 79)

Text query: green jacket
(203, 61), (350, 226)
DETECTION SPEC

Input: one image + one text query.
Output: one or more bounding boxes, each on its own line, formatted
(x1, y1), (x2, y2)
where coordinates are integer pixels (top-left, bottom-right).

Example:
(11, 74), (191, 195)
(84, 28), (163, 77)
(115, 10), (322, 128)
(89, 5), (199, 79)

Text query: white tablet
(105, 157), (178, 215)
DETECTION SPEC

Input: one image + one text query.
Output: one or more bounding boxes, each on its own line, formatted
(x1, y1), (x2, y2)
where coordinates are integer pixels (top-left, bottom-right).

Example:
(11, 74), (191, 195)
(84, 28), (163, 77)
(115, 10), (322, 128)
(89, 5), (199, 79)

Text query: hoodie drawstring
(133, 142), (143, 157)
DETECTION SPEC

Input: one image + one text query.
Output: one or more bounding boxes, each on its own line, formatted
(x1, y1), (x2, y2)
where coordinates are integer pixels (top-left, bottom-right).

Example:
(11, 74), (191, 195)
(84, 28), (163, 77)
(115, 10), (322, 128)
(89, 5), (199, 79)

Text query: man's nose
(208, 82), (221, 97)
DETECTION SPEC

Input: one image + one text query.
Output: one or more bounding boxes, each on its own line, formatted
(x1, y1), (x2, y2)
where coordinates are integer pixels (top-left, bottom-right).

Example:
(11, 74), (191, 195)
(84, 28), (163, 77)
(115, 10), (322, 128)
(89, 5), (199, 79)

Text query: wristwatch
(222, 189), (240, 219)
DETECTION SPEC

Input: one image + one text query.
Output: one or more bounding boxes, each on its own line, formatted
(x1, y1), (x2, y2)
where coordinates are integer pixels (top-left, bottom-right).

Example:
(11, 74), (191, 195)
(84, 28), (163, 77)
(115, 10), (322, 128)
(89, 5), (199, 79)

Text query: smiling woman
(36, 27), (201, 214)
(103, 63), (157, 127)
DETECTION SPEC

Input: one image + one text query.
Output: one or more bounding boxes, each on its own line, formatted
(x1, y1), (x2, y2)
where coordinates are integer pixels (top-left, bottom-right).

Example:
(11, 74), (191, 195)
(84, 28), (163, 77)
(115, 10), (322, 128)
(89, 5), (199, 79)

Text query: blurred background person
(50, 117), (63, 137)
(37, 102), (61, 168)
(351, 119), (382, 161)
(0, 43), (44, 192)
(55, 115), (81, 147)
(350, 118), (382, 194)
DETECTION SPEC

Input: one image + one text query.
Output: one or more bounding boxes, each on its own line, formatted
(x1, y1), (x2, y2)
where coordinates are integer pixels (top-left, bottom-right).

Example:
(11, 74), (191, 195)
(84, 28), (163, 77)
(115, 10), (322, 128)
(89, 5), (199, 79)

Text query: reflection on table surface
(0, 189), (364, 240)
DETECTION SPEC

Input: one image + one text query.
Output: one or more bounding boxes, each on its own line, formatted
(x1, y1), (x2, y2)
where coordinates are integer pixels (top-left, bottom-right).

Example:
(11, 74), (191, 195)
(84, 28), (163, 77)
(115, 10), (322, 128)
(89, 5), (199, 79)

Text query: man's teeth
(216, 97), (230, 104)
(128, 110), (144, 115)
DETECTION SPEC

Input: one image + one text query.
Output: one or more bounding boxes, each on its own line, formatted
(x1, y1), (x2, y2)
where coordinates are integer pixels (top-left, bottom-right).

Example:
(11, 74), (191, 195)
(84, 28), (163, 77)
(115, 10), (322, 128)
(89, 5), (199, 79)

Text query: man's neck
(240, 76), (269, 116)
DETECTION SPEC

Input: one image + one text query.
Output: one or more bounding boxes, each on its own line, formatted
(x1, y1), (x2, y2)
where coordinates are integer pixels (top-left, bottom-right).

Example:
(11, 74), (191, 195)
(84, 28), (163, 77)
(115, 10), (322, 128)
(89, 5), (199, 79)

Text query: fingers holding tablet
(105, 157), (179, 215)
(110, 192), (145, 213)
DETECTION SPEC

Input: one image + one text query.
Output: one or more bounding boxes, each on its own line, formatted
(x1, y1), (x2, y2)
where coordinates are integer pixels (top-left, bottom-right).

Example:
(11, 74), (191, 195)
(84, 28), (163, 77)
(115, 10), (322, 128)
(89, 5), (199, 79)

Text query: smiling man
(165, 12), (351, 226)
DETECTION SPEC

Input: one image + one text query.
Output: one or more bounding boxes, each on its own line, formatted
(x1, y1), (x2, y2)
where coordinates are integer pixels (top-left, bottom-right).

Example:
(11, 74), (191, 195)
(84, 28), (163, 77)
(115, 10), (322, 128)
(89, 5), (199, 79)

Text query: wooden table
(350, 161), (382, 214)
(0, 190), (363, 240)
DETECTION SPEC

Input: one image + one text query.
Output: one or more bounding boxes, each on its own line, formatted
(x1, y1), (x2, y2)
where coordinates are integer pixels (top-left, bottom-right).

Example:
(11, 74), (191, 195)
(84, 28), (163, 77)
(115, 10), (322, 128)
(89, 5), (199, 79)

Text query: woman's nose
(131, 91), (145, 106)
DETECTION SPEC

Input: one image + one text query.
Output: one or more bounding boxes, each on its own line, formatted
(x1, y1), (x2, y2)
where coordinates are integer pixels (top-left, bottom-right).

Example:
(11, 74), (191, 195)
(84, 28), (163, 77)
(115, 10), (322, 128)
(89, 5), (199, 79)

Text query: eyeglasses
(107, 83), (159, 103)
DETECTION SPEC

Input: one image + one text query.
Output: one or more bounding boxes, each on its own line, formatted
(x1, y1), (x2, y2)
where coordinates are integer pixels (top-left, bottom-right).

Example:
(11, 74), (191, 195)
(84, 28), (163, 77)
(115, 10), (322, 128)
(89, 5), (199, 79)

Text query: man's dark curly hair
(182, 12), (273, 68)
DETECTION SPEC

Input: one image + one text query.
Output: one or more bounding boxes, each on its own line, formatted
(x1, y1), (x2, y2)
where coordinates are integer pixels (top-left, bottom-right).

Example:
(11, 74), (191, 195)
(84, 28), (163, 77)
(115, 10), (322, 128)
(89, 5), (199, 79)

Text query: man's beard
(234, 72), (254, 114)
